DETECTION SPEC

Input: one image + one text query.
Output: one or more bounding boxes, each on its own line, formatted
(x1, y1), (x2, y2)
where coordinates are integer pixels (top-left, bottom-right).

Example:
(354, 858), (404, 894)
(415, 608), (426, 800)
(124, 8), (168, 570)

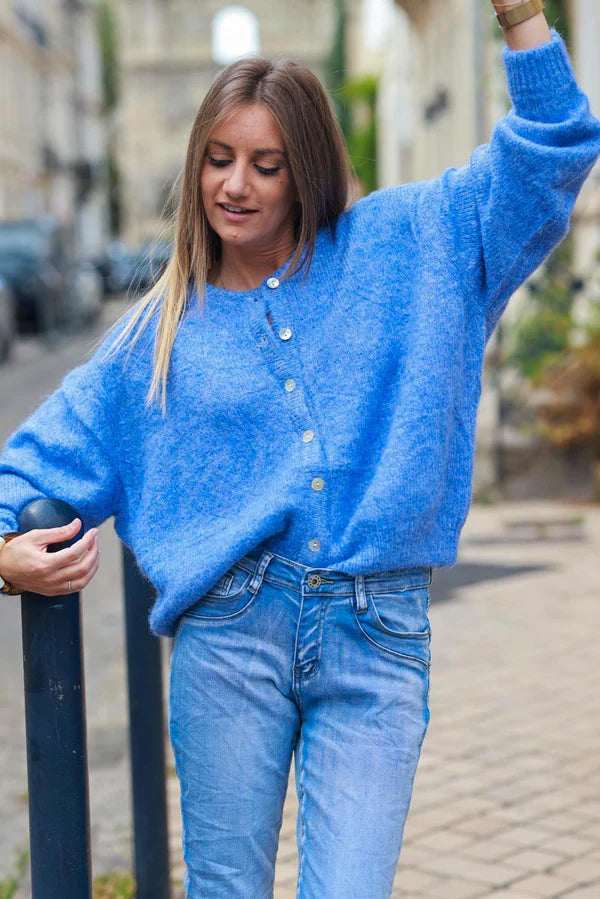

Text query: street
(1, 300), (599, 897)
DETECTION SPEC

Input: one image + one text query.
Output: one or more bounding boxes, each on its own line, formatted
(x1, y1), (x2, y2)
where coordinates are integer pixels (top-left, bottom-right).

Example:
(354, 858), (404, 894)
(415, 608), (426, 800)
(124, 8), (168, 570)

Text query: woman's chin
(216, 228), (266, 249)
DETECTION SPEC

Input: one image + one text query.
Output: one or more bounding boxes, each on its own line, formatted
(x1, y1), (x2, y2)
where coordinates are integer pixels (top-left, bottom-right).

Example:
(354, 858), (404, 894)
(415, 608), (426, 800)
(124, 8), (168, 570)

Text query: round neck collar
(182, 220), (335, 317)
(204, 247), (299, 299)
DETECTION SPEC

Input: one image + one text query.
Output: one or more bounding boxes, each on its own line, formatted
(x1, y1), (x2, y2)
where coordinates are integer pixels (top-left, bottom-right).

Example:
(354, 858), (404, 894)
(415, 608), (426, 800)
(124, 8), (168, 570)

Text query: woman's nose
(224, 163), (250, 197)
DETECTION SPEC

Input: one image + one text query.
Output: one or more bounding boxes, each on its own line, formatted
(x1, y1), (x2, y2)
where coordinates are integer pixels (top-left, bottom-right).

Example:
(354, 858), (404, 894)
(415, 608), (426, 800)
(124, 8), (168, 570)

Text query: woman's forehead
(209, 103), (284, 149)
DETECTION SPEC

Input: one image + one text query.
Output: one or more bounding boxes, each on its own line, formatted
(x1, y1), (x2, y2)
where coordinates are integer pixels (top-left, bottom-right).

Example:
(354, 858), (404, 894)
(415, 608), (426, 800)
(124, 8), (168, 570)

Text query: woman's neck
(210, 235), (297, 291)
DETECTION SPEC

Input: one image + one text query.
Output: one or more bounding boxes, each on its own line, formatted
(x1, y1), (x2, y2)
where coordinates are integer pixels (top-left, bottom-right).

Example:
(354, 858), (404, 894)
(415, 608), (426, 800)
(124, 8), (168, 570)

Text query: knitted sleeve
(0, 312), (137, 535)
(412, 28), (600, 342)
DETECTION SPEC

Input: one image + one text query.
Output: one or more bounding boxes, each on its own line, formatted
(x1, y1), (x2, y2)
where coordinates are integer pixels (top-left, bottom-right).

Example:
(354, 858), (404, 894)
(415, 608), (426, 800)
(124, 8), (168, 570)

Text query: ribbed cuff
(502, 28), (578, 116)
(0, 522), (19, 538)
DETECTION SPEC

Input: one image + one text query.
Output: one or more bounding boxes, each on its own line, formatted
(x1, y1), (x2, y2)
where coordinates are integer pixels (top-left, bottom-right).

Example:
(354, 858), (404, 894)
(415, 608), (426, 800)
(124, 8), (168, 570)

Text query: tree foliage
(506, 237), (578, 381)
(325, 0), (378, 194)
(491, 0), (570, 44)
(97, 0), (120, 234)
(534, 329), (600, 454)
(506, 236), (600, 490)
(325, 0), (351, 139)
(339, 75), (378, 195)
(97, 0), (119, 113)
(541, 0), (570, 44)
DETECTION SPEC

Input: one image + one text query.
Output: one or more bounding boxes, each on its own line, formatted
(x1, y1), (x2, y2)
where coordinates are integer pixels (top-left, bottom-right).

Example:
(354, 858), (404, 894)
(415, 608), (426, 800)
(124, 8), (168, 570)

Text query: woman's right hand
(0, 518), (100, 596)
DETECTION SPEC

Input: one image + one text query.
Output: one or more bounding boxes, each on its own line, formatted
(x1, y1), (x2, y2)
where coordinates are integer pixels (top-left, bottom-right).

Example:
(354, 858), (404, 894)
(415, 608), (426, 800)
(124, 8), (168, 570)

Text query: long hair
(100, 56), (352, 416)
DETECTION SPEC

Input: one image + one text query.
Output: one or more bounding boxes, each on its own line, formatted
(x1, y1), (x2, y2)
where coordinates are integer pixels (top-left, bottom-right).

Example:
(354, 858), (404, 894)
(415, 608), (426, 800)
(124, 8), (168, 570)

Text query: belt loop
(355, 574), (368, 614)
(249, 551), (273, 594)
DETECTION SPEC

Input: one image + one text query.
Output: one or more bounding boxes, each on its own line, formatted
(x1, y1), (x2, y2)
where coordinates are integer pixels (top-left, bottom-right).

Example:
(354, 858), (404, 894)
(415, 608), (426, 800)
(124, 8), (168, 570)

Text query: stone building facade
(115, 0), (341, 245)
(0, 0), (108, 256)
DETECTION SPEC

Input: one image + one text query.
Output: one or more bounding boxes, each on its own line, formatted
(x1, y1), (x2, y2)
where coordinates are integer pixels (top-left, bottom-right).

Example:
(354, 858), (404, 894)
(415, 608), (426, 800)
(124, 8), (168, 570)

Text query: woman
(1, 2), (599, 896)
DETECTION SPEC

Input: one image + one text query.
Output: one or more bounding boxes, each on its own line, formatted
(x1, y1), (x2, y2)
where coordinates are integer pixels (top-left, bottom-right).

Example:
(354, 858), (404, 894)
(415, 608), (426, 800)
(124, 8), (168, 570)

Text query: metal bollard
(122, 542), (171, 899)
(18, 497), (92, 899)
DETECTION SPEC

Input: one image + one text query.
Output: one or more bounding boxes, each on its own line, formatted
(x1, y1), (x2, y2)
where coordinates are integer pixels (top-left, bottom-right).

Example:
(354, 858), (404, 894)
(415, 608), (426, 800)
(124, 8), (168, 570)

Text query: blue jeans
(168, 547), (432, 898)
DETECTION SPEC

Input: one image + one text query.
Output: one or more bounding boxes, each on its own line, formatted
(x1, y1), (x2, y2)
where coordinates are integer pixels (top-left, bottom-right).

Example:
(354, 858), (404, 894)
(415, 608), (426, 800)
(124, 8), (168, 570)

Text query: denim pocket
(353, 580), (431, 669)
(204, 563), (252, 602)
(183, 562), (256, 621)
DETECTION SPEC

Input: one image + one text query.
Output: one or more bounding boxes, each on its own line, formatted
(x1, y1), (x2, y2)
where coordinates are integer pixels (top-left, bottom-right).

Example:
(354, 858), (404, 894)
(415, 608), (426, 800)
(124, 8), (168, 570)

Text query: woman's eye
(207, 157), (280, 176)
(256, 165), (280, 176)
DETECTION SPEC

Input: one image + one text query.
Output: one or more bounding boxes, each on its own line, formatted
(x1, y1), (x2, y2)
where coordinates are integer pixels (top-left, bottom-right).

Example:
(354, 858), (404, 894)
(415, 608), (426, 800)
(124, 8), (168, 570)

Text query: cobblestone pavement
(1, 302), (599, 897)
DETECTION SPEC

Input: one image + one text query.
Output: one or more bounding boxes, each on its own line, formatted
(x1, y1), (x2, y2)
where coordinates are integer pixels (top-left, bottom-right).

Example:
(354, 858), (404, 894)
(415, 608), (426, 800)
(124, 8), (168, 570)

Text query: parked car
(0, 275), (16, 364)
(92, 239), (172, 297)
(64, 261), (103, 332)
(132, 240), (172, 293)
(0, 217), (67, 336)
(0, 216), (102, 337)
(91, 240), (133, 296)
(97, 240), (172, 297)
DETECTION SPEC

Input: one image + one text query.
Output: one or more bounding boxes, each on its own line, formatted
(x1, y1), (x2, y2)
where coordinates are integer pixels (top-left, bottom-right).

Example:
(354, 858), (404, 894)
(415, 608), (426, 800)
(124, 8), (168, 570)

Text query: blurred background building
(0, 0), (599, 500)
(0, 0), (108, 256)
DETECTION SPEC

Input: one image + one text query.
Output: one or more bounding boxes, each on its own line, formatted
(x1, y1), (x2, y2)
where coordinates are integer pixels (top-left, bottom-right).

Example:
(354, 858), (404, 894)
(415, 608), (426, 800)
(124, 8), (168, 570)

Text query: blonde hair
(100, 55), (352, 416)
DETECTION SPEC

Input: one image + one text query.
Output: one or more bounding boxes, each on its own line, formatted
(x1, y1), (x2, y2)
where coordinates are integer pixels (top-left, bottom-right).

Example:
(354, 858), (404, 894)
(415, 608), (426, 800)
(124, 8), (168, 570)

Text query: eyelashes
(207, 157), (281, 176)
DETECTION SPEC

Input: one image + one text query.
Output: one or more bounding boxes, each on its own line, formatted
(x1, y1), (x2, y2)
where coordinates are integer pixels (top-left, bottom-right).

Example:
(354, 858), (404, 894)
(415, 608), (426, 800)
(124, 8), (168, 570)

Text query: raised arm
(411, 24), (600, 343)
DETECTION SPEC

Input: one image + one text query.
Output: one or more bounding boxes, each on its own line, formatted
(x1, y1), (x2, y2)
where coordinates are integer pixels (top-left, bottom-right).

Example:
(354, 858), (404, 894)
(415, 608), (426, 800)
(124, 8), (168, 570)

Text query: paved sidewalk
(5, 494), (600, 896)
(167, 499), (600, 898)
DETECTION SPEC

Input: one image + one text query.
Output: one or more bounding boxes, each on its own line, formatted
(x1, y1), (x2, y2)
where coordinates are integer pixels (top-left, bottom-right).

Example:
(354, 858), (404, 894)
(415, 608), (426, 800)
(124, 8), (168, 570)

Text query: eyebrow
(207, 139), (286, 157)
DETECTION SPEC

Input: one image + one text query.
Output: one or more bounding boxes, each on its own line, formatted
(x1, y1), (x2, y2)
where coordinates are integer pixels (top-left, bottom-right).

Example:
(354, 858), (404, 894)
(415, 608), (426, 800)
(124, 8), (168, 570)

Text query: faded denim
(169, 547), (432, 898)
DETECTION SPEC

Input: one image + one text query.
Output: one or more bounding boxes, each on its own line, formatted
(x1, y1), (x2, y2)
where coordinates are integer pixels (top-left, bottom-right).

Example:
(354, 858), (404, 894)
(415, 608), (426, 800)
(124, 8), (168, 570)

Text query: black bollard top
(17, 498), (83, 553)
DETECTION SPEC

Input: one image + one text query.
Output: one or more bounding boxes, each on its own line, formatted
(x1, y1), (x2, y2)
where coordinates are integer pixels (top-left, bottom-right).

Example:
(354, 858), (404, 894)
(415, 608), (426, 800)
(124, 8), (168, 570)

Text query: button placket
(252, 278), (327, 557)
(253, 297), (305, 429)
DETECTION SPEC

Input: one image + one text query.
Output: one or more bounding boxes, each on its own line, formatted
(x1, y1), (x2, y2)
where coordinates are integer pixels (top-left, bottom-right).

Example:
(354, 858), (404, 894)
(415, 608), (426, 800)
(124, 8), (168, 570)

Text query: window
(211, 6), (260, 66)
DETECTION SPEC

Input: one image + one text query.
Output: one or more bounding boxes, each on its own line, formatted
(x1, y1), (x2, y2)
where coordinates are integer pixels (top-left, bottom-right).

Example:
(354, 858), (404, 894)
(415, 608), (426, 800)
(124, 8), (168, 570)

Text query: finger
(49, 550), (99, 595)
(50, 529), (98, 565)
(84, 551), (101, 587)
(75, 550), (100, 592)
(31, 518), (82, 547)
(51, 544), (99, 587)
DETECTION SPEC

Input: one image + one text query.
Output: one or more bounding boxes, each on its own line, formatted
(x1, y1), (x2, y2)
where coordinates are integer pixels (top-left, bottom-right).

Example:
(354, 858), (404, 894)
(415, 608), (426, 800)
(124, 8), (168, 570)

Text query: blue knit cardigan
(1, 29), (599, 637)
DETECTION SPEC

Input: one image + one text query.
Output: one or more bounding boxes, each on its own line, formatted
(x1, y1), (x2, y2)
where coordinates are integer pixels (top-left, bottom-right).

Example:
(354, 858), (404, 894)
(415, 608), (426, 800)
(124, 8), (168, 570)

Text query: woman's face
(200, 102), (297, 252)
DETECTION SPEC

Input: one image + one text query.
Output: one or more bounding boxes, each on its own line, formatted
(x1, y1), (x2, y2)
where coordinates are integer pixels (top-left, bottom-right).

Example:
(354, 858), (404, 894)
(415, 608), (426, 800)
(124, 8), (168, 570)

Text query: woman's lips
(218, 204), (258, 222)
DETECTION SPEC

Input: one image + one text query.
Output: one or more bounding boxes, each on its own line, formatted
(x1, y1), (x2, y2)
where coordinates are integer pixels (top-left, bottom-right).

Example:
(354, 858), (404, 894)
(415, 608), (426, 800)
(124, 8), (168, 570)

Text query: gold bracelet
(495, 0), (545, 30)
